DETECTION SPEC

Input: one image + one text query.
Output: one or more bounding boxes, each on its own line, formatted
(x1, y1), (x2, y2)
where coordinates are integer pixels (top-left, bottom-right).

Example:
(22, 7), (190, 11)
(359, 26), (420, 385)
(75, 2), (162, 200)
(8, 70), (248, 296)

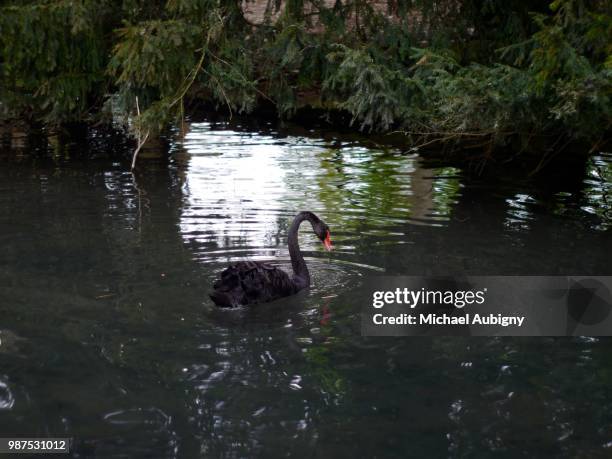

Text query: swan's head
(314, 220), (333, 251)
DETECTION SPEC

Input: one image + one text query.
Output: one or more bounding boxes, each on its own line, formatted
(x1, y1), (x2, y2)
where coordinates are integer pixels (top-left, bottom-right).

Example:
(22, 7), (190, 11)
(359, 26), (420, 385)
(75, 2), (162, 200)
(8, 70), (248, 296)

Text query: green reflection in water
(315, 147), (462, 236)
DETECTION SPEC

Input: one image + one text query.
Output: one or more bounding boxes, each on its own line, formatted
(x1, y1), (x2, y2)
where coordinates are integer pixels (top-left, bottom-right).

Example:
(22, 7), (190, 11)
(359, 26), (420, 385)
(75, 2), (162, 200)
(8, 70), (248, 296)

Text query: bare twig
(391, 129), (512, 138)
(130, 131), (150, 171)
(169, 14), (227, 110)
(170, 42), (208, 109)
(529, 137), (572, 176)
(202, 68), (233, 119)
(131, 96), (150, 171)
(208, 50), (275, 104)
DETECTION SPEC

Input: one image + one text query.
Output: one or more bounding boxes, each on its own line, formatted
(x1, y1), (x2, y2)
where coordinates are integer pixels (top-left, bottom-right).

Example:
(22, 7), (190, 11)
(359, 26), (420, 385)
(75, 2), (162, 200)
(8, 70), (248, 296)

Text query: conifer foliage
(0, 1), (610, 153)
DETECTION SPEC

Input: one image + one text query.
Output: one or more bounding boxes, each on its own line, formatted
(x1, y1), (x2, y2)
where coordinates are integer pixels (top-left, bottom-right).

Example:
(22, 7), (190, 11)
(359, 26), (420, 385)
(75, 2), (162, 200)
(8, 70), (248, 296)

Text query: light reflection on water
(0, 120), (611, 457)
(177, 122), (463, 270)
(582, 153), (612, 230)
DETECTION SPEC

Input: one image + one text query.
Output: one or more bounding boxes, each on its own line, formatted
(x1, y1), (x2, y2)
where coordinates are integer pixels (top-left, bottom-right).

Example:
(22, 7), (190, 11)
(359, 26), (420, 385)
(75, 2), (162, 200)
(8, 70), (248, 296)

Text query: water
(1, 120), (611, 457)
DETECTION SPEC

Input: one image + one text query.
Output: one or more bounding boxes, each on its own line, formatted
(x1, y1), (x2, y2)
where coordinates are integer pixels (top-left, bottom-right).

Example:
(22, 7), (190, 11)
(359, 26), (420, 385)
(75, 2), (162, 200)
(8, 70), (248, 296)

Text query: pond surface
(1, 120), (611, 458)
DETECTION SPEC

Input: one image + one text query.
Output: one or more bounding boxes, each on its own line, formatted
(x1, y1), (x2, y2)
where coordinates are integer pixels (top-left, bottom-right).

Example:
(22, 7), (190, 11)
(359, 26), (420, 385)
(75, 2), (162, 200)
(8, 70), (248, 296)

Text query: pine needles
(0, 0), (610, 155)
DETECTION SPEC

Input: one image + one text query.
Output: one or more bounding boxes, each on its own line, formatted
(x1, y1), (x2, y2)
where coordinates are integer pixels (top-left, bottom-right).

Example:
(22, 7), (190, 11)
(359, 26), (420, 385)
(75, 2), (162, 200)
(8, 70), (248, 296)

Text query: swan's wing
(211, 261), (295, 306)
(239, 263), (294, 297)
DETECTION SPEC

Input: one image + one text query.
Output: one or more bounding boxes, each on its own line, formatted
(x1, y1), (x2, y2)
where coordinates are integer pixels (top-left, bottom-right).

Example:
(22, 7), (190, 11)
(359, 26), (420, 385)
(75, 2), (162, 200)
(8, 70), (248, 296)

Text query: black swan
(209, 211), (332, 307)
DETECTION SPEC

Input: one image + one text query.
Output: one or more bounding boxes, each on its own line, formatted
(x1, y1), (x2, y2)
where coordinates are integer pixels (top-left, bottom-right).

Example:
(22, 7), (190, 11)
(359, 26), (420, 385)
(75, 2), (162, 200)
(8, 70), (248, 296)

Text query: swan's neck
(288, 211), (318, 286)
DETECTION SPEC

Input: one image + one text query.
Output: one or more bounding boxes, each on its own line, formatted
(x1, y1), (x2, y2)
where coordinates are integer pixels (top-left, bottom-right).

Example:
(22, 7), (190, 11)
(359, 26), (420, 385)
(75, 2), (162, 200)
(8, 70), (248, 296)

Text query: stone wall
(241, 1), (410, 27)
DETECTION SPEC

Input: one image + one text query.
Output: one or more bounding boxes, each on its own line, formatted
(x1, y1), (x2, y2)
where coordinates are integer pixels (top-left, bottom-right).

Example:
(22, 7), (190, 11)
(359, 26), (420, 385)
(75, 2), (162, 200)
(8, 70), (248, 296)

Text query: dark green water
(1, 121), (611, 458)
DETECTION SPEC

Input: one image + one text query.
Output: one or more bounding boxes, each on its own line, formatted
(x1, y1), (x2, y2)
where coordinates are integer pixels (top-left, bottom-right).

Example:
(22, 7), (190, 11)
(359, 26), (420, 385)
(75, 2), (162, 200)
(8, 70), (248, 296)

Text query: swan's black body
(210, 211), (332, 307)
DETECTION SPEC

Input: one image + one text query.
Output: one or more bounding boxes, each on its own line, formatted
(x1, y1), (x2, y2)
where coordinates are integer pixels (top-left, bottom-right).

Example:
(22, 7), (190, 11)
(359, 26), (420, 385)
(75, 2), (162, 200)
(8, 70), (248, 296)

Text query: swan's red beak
(323, 231), (333, 251)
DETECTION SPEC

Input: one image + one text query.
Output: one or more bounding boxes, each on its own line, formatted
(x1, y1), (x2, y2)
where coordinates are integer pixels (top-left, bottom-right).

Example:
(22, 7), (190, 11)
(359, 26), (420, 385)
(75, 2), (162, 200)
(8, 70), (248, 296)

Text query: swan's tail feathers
(209, 290), (235, 308)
